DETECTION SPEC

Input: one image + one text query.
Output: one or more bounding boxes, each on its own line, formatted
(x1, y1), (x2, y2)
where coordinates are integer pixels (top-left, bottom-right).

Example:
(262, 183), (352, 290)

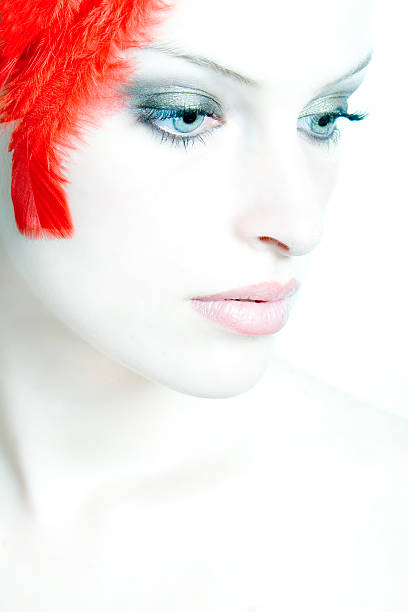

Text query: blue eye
(310, 113), (338, 137)
(298, 109), (368, 145)
(132, 90), (368, 150)
(136, 105), (223, 149)
(172, 110), (205, 133)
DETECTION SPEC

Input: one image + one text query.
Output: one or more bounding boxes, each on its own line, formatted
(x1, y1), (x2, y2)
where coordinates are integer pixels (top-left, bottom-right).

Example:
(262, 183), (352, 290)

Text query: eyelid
(299, 94), (350, 118)
(125, 85), (224, 116)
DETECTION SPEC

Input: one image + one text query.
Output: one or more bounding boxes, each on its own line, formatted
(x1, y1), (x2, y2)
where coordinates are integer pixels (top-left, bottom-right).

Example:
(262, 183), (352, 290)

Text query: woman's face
(0, 0), (372, 398)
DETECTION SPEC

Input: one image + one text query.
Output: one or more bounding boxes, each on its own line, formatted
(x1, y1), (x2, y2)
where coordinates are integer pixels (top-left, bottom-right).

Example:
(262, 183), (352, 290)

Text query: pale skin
(0, 0), (408, 609)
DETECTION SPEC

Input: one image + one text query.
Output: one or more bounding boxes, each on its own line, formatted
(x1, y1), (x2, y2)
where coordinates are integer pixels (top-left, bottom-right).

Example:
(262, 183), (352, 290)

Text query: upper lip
(191, 278), (299, 302)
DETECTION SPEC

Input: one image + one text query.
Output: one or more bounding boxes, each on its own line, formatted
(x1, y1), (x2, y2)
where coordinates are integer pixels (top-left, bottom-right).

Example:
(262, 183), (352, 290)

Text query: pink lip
(190, 278), (299, 336)
(191, 278), (299, 302)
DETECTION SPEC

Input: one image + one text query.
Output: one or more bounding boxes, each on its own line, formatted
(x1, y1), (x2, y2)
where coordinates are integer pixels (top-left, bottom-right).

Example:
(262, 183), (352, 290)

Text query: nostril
(259, 236), (290, 253)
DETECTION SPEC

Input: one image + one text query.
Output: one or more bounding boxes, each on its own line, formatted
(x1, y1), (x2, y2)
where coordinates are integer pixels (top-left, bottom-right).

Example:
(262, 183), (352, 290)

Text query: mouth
(189, 279), (299, 336)
(191, 278), (299, 303)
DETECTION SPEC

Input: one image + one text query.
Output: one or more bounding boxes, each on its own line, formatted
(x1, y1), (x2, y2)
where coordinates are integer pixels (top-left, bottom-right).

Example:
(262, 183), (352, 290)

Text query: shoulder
(248, 357), (408, 487)
(241, 360), (408, 605)
(259, 356), (408, 445)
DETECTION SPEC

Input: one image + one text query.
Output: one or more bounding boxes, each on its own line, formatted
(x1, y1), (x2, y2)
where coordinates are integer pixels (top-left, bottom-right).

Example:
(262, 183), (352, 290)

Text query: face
(0, 0), (372, 398)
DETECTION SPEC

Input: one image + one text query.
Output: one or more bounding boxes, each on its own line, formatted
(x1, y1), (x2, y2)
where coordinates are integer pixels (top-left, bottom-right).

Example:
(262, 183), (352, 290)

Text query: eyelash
(137, 106), (223, 150)
(299, 109), (369, 147)
(137, 106), (368, 150)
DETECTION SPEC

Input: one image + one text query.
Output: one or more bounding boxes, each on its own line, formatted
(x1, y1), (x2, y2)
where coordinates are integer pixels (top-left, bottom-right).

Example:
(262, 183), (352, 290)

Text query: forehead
(153, 0), (372, 90)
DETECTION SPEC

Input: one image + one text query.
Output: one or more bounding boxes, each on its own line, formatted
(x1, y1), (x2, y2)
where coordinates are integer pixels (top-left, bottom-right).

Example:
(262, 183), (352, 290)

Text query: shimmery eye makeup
(126, 85), (224, 112)
(298, 93), (351, 117)
(297, 92), (368, 145)
(124, 82), (368, 151)
(124, 85), (225, 149)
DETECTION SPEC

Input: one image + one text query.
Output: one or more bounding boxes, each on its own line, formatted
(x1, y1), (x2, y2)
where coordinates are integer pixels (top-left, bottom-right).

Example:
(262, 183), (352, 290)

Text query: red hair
(0, 0), (170, 239)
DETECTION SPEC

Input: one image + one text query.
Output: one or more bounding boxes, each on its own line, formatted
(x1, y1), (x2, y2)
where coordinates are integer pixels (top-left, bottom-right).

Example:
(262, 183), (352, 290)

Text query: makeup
(190, 298), (292, 335)
(125, 84), (224, 114)
(298, 94), (350, 118)
(190, 280), (298, 336)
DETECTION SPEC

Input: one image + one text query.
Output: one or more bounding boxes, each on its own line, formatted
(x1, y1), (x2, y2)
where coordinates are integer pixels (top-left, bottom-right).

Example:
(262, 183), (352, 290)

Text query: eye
(127, 88), (225, 149)
(169, 109), (206, 133)
(140, 106), (222, 145)
(308, 113), (338, 138)
(297, 108), (368, 145)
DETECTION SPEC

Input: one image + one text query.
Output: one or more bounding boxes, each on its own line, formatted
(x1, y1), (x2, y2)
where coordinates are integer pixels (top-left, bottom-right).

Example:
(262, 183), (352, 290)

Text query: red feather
(11, 137), (74, 239)
(0, 0), (171, 239)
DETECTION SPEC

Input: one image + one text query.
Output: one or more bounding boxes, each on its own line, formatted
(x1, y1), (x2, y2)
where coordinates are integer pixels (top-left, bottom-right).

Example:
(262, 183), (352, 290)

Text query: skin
(1, 0), (408, 610)
(0, 0), (373, 399)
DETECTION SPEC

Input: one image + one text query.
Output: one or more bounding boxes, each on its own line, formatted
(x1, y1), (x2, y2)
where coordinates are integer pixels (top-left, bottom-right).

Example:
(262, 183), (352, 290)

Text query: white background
(273, 0), (407, 419)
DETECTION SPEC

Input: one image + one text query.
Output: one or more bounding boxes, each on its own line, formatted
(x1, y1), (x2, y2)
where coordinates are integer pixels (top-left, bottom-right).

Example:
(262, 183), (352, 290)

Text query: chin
(113, 338), (273, 400)
(143, 369), (266, 401)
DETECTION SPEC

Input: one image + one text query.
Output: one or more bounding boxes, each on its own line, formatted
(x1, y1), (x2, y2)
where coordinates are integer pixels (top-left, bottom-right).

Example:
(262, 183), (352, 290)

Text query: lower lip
(190, 298), (291, 336)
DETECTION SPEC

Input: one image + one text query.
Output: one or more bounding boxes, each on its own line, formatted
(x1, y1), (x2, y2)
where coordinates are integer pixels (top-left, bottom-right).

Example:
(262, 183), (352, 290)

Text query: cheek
(64, 111), (240, 268)
(15, 114), (219, 333)
(298, 138), (341, 207)
(66, 111), (216, 234)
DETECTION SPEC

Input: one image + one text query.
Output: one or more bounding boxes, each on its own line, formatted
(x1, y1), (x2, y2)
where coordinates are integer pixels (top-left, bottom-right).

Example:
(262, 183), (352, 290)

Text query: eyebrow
(147, 43), (258, 86)
(147, 43), (373, 90)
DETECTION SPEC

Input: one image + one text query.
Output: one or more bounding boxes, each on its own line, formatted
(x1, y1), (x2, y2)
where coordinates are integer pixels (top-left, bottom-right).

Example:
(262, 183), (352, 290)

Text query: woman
(0, 0), (407, 610)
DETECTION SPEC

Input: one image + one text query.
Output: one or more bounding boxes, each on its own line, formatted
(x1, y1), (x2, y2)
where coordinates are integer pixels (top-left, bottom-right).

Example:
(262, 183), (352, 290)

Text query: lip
(190, 278), (299, 336)
(191, 278), (299, 302)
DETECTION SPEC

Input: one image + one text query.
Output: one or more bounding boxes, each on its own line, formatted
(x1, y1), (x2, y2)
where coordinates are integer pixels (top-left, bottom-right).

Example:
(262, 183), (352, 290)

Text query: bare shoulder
(248, 357), (408, 533)
(240, 359), (408, 609)
(257, 357), (408, 454)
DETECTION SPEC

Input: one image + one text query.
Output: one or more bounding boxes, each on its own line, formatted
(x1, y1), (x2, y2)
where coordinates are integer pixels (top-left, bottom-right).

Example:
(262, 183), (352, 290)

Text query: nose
(235, 139), (328, 257)
(258, 226), (323, 257)
(259, 236), (291, 255)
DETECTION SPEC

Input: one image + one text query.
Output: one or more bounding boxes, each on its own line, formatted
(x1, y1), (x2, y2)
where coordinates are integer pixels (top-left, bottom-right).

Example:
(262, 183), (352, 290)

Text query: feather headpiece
(0, 0), (170, 239)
